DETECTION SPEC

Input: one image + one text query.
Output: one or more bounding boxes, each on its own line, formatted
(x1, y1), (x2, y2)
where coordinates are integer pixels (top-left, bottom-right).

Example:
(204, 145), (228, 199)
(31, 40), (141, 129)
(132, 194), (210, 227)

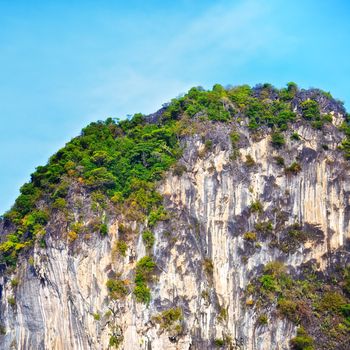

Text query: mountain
(0, 83), (350, 349)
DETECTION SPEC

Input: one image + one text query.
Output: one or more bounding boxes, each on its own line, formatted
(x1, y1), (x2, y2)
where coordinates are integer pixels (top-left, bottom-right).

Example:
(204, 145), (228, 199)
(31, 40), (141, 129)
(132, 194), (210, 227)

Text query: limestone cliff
(1, 84), (350, 350)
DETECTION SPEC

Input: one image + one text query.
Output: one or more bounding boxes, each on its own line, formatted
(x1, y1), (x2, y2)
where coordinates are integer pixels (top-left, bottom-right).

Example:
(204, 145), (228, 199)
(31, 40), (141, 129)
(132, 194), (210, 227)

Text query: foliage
(106, 278), (128, 300)
(291, 132), (301, 141)
(250, 200), (263, 214)
(257, 314), (268, 325)
(142, 230), (155, 249)
(7, 297), (16, 307)
(99, 223), (108, 236)
(229, 131), (240, 146)
(133, 283), (151, 304)
(67, 230), (78, 242)
(115, 240), (128, 257)
(2, 109), (181, 265)
(301, 100), (320, 121)
(214, 338), (225, 347)
(279, 82), (298, 101)
(245, 154), (255, 166)
(243, 232), (257, 241)
(148, 206), (169, 227)
(285, 162), (302, 174)
(246, 262), (350, 348)
(152, 307), (183, 333)
(109, 333), (123, 348)
(278, 299), (297, 321)
(255, 221), (273, 235)
(217, 307), (228, 323)
(52, 197), (67, 210)
(274, 156), (285, 166)
(290, 327), (314, 350)
(271, 132), (285, 148)
(10, 278), (19, 288)
(229, 131), (241, 159)
(203, 258), (214, 275)
(339, 115), (350, 159)
(133, 256), (156, 304)
(317, 291), (346, 313)
(300, 100), (331, 129)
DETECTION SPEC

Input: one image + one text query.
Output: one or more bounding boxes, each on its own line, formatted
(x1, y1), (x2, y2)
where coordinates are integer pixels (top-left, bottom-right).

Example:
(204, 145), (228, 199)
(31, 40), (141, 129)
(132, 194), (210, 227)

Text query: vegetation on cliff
(0, 82), (350, 348)
(2, 82), (347, 267)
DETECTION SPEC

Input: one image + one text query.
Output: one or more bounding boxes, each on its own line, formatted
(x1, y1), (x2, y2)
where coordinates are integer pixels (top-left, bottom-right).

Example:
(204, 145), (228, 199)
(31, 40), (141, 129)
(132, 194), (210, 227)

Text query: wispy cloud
(87, 0), (297, 121)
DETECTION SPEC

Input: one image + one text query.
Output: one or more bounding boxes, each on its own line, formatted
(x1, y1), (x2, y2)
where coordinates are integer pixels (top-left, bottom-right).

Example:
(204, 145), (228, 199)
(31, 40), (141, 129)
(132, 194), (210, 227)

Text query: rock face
(1, 91), (350, 350)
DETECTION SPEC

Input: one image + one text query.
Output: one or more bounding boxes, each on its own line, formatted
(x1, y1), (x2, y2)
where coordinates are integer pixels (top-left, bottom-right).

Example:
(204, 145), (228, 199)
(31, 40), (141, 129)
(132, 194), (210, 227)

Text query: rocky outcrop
(0, 98), (349, 350)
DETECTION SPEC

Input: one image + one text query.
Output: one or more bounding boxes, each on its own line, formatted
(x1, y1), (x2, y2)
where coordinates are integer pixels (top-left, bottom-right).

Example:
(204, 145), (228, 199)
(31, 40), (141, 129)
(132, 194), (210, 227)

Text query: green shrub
(301, 100), (320, 121)
(288, 228), (307, 243)
(285, 162), (301, 174)
(341, 304), (350, 325)
(271, 132), (285, 148)
(142, 230), (155, 249)
(99, 223), (108, 236)
(290, 327), (314, 350)
(70, 221), (84, 234)
(229, 131), (241, 159)
(278, 299), (297, 321)
(257, 314), (268, 325)
(243, 232), (257, 241)
(263, 261), (286, 277)
(134, 256), (156, 304)
(217, 307), (228, 323)
(250, 200), (263, 214)
(8, 297), (16, 307)
(214, 338), (225, 347)
(91, 150), (112, 166)
(245, 154), (255, 166)
(134, 283), (151, 304)
(274, 156), (285, 166)
(279, 82), (298, 101)
(291, 132), (301, 141)
(203, 258), (214, 275)
(204, 140), (213, 150)
(84, 167), (117, 188)
(52, 197), (67, 210)
(317, 291), (346, 313)
(259, 274), (277, 291)
(91, 191), (106, 209)
(255, 221), (273, 234)
(148, 206), (169, 227)
(135, 256), (156, 281)
(109, 334), (123, 348)
(93, 313), (100, 321)
(230, 131), (240, 146)
(152, 307), (183, 331)
(115, 240), (128, 257)
(10, 278), (19, 288)
(106, 279), (128, 300)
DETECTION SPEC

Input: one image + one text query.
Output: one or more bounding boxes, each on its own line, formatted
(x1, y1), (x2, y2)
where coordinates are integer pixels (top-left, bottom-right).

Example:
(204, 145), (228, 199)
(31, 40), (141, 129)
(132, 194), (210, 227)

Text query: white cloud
(85, 0), (297, 120)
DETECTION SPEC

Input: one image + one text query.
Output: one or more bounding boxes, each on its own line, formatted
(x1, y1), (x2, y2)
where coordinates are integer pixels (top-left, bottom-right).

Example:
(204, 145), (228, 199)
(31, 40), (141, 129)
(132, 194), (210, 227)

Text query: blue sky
(1, 0), (350, 214)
